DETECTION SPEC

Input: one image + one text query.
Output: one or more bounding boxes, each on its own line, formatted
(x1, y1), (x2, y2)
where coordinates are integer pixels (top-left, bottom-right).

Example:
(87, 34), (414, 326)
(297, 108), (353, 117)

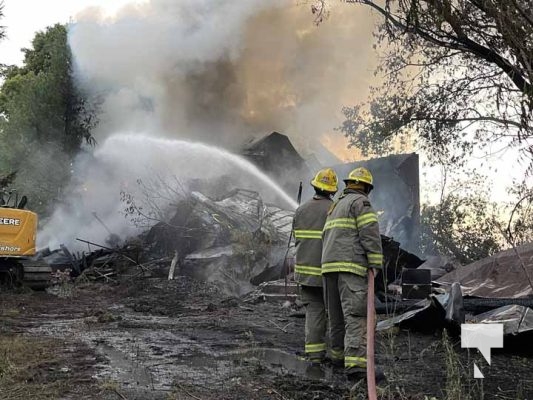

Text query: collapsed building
(34, 130), (533, 345)
(241, 132), (422, 254)
(144, 189), (293, 295)
(377, 241), (533, 345)
(241, 132), (310, 198)
(436, 243), (533, 299)
(36, 131), (423, 295)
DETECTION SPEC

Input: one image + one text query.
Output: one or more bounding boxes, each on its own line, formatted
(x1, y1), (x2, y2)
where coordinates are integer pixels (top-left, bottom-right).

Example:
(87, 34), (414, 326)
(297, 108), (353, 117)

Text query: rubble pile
(436, 242), (533, 298)
(144, 189), (294, 295)
(34, 130), (533, 347)
(34, 132), (427, 300)
(36, 188), (294, 296)
(36, 240), (170, 284)
(378, 244), (533, 344)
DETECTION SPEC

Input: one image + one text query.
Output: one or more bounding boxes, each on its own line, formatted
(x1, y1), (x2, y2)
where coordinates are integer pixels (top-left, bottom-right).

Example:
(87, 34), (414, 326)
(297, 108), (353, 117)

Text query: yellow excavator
(0, 190), (51, 289)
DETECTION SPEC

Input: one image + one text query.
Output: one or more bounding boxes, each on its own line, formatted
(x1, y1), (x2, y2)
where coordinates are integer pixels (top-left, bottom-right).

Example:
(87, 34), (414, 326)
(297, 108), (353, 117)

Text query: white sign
(461, 323), (504, 378)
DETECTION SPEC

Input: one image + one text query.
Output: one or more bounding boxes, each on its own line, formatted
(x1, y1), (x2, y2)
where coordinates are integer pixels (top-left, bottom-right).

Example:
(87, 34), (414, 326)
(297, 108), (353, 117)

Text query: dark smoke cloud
(69, 0), (378, 156)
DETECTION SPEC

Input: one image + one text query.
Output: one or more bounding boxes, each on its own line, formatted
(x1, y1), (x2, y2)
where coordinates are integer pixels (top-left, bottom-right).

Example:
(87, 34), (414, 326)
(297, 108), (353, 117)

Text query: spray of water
(38, 133), (297, 251)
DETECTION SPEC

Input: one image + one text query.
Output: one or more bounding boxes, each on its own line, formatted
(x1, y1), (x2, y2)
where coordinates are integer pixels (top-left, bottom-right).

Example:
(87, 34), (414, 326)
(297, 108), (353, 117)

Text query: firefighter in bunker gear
(293, 168), (338, 362)
(321, 167), (383, 373)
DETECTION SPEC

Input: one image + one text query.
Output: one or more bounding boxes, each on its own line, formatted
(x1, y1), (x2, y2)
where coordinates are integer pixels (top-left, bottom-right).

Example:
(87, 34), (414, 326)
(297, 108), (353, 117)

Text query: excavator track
(21, 260), (52, 290)
(0, 258), (52, 290)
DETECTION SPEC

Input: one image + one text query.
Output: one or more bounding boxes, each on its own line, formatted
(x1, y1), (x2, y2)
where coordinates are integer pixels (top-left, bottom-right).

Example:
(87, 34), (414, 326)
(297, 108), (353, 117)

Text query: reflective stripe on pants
(300, 285), (326, 360)
(345, 356), (367, 368)
(305, 343), (326, 353)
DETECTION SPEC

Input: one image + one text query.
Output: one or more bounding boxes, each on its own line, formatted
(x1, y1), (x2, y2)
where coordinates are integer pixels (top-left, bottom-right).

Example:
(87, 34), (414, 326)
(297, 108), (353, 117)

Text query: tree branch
(349, 0), (532, 96)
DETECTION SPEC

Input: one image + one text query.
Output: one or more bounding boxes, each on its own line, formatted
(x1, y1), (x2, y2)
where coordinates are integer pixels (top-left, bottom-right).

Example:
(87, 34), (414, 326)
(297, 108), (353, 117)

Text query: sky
(0, 0), (145, 65)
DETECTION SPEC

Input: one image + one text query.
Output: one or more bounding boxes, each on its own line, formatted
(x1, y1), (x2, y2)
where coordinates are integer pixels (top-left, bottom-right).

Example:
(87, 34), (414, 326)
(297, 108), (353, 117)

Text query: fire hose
(367, 268), (378, 400)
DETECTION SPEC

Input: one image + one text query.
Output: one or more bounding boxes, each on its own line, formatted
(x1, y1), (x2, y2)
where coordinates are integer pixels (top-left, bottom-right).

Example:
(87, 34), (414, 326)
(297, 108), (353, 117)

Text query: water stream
(39, 133), (297, 250)
(104, 134), (298, 209)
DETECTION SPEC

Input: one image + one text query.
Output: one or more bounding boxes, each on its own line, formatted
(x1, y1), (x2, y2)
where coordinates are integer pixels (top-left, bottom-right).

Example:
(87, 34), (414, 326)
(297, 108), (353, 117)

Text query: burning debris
(145, 189), (293, 295)
(35, 239), (164, 285)
(241, 132), (309, 196)
(34, 187), (294, 296)
(1, 0), (531, 397)
(34, 133), (533, 324)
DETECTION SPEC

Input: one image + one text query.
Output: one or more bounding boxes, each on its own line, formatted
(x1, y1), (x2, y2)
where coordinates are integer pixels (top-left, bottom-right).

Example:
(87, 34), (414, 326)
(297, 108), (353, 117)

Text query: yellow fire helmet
(344, 167), (374, 188)
(310, 168), (338, 193)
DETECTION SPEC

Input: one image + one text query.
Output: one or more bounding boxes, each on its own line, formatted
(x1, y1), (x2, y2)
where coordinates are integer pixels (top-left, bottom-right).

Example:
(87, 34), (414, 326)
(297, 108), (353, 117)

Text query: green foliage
(333, 1), (533, 258)
(0, 24), (97, 214)
(0, 4), (4, 43)
(419, 169), (503, 264)
(341, 0), (533, 168)
(418, 167), (533, 263)
(441, 331), (484, 400)
(0, 24), (95, 153)
(502, 181), (533, 246)
(420, 194), (501, 264)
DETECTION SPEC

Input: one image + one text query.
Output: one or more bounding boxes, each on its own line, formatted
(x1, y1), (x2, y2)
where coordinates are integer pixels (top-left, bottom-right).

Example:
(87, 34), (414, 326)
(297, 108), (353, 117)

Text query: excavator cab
(0, 190), (50, 289)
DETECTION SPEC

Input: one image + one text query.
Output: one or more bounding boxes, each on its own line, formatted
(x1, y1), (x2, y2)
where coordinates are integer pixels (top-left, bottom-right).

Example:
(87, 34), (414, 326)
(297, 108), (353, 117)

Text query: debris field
(1, 133), (532, 400)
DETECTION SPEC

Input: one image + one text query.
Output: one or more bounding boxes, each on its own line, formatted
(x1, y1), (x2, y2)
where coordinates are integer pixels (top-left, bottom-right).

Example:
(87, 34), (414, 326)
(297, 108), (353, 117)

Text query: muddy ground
(1, 276), (532, 400)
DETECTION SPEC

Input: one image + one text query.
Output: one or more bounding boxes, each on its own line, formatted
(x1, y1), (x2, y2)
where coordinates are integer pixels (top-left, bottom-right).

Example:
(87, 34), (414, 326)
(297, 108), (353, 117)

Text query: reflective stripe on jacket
(293, 195), (332, 286)
(321, 189), (383, 277)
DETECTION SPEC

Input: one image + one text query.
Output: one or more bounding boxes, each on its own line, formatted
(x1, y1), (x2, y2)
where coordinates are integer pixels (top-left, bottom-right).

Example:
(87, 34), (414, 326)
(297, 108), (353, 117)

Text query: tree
(333, 0), (532, 168)
(0, 2), (5, 42)
(0, 24), (96, 153)
(420, 194), (502, 264)
(502, 181), (533, 246)
(0, 24), (97, 214)
(417, 168), (502, 263)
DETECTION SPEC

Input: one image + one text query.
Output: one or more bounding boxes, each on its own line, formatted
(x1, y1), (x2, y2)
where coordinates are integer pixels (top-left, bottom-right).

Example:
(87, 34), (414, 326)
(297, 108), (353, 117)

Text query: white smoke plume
(69, 0), (377, 152)
(38, 134), (298, 250)
(40, 1), (378, 250)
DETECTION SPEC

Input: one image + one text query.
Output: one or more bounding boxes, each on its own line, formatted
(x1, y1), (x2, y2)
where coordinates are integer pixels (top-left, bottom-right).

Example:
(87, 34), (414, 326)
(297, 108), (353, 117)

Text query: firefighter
(293, 167), (338, 363)
(321, 167), (383, 376)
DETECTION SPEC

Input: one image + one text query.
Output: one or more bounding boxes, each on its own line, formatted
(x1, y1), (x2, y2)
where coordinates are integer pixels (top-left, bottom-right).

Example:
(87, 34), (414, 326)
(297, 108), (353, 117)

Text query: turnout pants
(323, 272), (367, 369)
(300, 285), (327, 361)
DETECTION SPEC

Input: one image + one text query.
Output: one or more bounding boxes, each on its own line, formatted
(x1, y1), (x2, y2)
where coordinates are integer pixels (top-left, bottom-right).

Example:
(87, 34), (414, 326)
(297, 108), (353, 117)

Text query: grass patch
(0, 335), (69, 400)
(1, 308), (20, 318)
(442, 331), (485, 400)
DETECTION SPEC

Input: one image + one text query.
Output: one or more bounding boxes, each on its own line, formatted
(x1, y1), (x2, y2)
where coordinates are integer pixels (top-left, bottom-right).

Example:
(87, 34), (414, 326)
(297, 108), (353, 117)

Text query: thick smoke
(40, 1), (379, 250)
(38, 134), (298, 250)
(69, 0), (377, 155)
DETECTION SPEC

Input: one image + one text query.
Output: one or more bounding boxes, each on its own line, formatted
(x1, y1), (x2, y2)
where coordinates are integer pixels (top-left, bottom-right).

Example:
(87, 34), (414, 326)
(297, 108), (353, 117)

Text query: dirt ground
(1, 276), (532, 400)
